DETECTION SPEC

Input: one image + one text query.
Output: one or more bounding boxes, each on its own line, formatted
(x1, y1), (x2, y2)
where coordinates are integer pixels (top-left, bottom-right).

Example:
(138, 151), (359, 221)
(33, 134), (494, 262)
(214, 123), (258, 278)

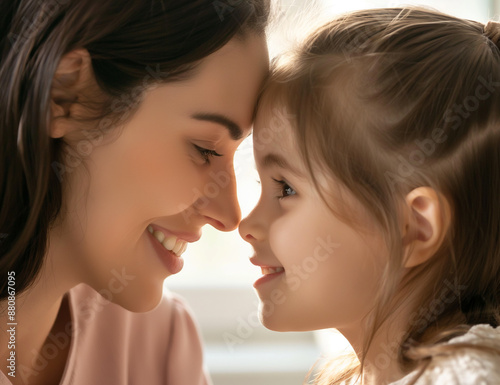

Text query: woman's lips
(146, 227), (184, 275)
(145, 223), (201, 275)
(149, 223), (201, 243)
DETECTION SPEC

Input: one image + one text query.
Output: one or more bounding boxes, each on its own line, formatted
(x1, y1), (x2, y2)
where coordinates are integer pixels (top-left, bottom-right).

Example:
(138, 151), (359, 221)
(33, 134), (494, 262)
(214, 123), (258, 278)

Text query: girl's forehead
(254, 105), (297, 150)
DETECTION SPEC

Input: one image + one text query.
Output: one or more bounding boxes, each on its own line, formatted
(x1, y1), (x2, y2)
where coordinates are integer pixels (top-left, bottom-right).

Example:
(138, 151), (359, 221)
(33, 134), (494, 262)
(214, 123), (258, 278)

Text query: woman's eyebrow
(191, 112), (243, 140)
(259, 152), (303, 177)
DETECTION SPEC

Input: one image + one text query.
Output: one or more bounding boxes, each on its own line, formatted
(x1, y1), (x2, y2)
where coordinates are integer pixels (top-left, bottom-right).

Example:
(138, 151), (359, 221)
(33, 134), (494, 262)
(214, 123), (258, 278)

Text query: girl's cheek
(269, 214), (304, 260)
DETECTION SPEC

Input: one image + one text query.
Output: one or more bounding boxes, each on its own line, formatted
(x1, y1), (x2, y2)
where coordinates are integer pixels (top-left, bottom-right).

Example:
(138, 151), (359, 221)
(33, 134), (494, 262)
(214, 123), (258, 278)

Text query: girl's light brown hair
(258, 7), (500, 384)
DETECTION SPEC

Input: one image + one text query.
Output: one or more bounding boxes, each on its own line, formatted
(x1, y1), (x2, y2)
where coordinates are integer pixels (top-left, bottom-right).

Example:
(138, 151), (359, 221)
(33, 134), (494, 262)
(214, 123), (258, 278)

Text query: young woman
(0, 1), (270, 384)
(240, 7), (500, 385)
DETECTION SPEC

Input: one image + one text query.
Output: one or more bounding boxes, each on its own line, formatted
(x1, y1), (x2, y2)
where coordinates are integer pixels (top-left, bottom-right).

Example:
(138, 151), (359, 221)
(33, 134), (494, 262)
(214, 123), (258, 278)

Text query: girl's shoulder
(391, 324), (500, 385)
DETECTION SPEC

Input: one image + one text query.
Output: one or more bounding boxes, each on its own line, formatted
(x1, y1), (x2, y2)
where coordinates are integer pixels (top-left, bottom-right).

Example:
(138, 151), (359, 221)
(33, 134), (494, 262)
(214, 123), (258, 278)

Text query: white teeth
(149, 226), (188, 257)
(153, 230), (165, 243)
(163, 236), (176, 251)
(262, 267), (285, 275)
(172, 241), (183, 255)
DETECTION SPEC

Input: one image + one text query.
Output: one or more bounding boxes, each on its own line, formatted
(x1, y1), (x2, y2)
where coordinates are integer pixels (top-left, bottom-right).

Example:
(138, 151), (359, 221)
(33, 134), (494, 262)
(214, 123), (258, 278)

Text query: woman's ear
(50, 49), (94, 138)
(402, 187), (451, 268)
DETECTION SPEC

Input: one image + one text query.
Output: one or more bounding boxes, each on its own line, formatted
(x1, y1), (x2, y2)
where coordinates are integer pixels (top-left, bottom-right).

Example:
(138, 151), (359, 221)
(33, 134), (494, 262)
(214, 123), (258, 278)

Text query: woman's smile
(144, 223), (202, 275)
(145, 226), (186, 275)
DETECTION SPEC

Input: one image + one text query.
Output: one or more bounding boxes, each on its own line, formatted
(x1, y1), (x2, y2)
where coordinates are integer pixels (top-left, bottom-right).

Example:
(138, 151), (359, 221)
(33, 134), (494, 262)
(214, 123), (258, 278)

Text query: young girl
(239, 7), (500, 385)
(0, 0), (269, 384)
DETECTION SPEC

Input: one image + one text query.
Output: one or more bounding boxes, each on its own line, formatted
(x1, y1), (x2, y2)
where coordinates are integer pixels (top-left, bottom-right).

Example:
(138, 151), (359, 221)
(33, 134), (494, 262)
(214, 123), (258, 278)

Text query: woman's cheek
(146, 165), (205, 216)
(135, 143), (203, 215)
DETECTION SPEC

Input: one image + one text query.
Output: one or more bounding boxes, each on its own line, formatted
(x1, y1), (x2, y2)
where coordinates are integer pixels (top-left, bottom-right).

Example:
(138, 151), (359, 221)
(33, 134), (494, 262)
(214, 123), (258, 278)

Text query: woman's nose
(199, 167), (241, 232)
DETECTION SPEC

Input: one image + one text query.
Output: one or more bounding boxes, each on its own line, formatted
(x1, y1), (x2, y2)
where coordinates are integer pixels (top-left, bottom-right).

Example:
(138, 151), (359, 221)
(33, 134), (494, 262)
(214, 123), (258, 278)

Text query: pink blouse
(1, 283), (211, 385)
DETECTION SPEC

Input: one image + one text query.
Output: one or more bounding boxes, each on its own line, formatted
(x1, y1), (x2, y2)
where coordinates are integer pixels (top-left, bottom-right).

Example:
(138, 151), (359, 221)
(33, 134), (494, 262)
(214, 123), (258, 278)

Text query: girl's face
(51, 35), (269, 312)
(239, 107), (388, 332)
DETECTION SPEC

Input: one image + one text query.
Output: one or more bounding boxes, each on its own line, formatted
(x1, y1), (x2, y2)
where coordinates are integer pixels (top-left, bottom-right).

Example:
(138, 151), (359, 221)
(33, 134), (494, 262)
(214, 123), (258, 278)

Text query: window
(165, 1), (496, 384)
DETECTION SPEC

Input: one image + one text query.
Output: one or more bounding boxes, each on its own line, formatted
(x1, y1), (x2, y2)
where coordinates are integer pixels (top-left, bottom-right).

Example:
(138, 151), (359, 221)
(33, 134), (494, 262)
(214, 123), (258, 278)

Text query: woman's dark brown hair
(259, 7), (500, 384)
(0, 0), (270, 300)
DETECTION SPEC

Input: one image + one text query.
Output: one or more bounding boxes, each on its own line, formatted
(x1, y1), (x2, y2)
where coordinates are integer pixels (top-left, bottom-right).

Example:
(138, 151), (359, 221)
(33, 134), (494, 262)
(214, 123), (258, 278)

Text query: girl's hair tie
(484, 21), (500, 47)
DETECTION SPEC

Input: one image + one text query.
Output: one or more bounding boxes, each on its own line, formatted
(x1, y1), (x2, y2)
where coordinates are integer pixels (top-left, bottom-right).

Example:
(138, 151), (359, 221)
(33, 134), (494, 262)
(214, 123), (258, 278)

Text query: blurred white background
(165, 1), (498, 384)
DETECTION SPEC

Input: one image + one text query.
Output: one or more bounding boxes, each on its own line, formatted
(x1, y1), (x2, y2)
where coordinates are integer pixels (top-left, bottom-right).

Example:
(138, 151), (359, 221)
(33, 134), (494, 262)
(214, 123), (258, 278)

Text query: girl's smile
(242, 6), (500, 385)
(250, 257), (286, 288)
(239, 107), (386, 332)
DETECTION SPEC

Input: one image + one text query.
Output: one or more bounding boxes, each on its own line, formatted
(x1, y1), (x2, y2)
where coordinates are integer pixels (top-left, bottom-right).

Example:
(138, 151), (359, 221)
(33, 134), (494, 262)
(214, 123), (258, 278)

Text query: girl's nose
(238, 203), (266, 244)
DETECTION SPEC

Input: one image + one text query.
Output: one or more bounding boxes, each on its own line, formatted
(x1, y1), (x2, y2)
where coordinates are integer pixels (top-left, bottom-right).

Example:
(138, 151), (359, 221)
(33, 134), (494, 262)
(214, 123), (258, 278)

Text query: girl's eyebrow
(259, 152), (303, 177)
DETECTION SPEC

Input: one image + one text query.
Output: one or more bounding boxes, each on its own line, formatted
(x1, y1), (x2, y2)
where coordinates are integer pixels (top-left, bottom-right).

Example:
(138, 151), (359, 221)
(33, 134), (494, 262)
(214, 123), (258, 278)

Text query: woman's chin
(107, 284), (164, 313)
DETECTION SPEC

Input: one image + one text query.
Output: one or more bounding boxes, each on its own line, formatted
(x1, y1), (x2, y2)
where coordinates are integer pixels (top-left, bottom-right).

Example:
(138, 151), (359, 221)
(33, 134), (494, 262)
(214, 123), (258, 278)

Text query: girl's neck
(338, 299), (418, 385)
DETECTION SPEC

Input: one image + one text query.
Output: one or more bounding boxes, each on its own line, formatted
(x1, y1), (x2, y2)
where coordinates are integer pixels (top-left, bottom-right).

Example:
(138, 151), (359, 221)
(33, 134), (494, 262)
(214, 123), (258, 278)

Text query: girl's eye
(193, 144), (222, 164)
(272, 178), (297, 199)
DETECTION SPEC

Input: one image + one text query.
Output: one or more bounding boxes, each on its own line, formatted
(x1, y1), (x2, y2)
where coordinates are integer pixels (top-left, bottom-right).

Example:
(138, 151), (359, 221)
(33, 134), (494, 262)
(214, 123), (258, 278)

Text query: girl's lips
(253, 269), (285, 288)
(250, 255), (283, 269)
(260, 266), (285, 275)
(250, 256), (286, 287)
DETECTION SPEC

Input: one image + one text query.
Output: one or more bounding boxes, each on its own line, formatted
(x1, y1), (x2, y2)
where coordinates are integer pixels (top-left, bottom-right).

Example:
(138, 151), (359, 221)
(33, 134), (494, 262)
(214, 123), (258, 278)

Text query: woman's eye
(193, 144), (222, 164)
(272, 178), (297, 199)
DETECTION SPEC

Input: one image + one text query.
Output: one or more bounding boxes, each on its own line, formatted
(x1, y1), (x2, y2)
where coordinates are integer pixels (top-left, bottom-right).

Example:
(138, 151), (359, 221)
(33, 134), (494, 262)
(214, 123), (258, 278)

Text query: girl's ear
(402, 187), (451, 268)
(50, 49), (94, 138)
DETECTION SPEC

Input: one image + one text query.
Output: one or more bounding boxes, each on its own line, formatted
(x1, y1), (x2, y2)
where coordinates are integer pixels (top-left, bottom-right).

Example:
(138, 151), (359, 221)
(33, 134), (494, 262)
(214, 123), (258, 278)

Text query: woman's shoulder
(68, 283), (202, 346)
(63, 284), (208, 384)
(392, 324), (500, 385)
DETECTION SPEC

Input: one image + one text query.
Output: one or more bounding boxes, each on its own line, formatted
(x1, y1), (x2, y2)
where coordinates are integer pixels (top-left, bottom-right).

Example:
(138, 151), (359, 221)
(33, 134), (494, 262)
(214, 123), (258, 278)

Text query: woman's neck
(0, 285), (66, 384)
(0, 230), (79, 385)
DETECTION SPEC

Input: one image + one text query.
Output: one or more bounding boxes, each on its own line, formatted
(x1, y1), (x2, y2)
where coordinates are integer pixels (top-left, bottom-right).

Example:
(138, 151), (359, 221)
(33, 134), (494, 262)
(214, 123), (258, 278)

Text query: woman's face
(51, 35), (269, 311)
(239, 106), (387, 332)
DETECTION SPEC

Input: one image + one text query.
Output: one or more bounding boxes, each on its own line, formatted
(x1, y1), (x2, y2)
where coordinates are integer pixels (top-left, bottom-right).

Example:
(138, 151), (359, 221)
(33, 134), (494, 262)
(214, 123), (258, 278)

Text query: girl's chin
(260, 314), (298, 332)
(260, 312), (322, 332)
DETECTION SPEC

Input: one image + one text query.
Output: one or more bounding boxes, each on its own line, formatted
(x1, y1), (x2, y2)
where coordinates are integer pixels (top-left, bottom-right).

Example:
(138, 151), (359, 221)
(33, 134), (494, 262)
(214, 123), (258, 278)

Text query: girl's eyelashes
(193, 144), (222, 164)
(271, 178), (297, 199)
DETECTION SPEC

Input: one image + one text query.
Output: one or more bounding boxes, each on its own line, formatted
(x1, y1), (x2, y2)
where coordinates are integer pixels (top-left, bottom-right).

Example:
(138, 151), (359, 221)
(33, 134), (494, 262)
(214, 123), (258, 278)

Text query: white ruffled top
(391, 324), (500, 385)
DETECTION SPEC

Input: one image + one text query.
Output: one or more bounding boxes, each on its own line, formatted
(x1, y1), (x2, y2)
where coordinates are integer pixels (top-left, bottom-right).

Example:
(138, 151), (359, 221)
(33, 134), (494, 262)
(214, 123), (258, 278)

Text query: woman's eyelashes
(193, 144), (222, 164)
(271, 178), (297, 199)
